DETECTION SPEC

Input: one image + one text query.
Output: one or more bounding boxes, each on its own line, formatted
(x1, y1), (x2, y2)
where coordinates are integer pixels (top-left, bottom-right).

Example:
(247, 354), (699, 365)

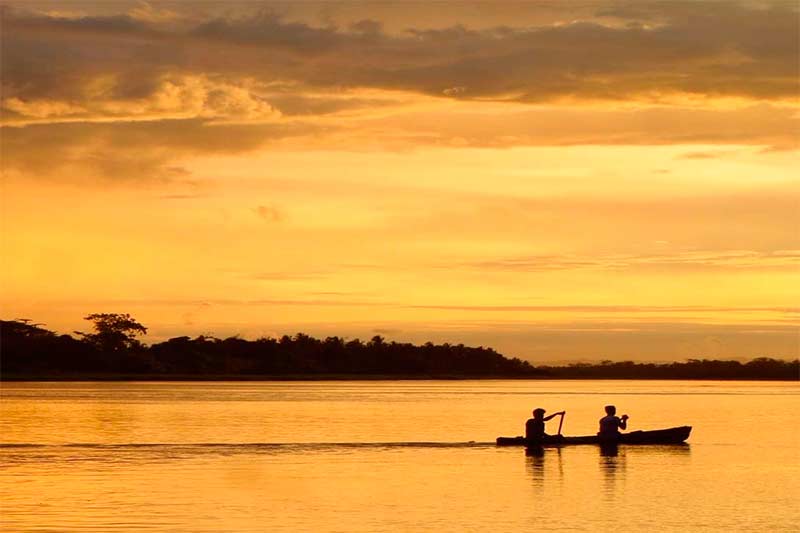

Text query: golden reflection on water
(525, 446), (547, 489)
(600, 444), (626, 499)
(525, 446), (565, 492)
(1, 381), (797, 532)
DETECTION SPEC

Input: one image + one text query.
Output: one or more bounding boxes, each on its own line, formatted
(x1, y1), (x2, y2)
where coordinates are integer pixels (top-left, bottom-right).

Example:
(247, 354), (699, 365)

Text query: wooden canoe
(496, 425), (692, 446)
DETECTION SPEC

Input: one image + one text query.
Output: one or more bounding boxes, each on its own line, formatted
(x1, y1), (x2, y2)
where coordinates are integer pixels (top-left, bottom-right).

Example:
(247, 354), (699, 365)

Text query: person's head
(533, 408), (546, 419)
(605, 405), (616, 415)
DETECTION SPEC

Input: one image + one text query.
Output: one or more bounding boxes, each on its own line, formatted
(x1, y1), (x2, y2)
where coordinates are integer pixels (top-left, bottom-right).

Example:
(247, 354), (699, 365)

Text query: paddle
(557, 411), (566, 436)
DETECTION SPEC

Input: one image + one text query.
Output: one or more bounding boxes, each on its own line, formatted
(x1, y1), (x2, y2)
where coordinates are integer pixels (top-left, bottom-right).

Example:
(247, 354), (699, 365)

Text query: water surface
(1, 380), (798, 531)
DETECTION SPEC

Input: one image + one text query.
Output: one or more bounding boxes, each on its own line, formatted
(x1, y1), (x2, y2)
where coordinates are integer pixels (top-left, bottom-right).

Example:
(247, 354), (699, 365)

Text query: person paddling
(526, 408), (566, 443)
(598, 405), (629, 441)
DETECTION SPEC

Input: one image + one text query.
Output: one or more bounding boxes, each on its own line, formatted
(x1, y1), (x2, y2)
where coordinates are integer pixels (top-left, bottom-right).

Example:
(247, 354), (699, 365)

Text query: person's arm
(543, 411), (566, 422)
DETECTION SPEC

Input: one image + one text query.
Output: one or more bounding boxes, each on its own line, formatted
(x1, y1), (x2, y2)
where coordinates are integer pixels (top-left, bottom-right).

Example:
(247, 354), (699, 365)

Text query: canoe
(496, 425), (691, 446)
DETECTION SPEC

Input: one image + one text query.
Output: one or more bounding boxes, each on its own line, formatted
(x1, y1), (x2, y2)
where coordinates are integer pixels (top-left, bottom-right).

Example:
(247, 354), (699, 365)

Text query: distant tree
(1, 319), (88, 373)
(370, 335), (385, 346)
(2, 318), (55, 340)
(78, 313), (147, 353)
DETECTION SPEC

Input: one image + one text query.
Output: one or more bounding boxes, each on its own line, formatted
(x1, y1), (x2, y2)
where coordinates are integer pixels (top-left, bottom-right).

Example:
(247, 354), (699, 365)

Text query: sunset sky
(2, 1), (798, 362)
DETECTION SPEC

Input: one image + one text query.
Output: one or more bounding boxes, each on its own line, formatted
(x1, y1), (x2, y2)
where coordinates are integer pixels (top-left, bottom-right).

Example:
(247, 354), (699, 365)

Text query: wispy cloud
(407, 304), (799, 317)
(29, 297), (798, 317)
(460, 250), (800, 273)
(253, 204), (284, 222)
(1, 118), (322, 180)
(679, 150), (737, 160)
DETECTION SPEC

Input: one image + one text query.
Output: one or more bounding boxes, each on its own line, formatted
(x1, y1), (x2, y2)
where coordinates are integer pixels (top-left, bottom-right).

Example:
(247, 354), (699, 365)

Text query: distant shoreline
(4, 317), (797, 381)
(3, 373), (798, 382)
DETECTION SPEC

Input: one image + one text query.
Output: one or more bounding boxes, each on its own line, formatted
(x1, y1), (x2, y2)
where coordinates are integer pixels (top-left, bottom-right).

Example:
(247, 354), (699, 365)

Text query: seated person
(526, 408), (565, 442)
(598, 405), (629, 439)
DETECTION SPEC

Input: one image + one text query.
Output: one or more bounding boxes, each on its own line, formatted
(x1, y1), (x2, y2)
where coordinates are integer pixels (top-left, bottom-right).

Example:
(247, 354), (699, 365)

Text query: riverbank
(2, 372), (797, 381)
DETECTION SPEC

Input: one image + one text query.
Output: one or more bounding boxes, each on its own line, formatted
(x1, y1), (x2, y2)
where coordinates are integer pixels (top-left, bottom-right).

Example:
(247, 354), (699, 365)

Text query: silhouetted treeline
(535, 358), (799, 380)
(1, 317), (797, 380)
(0, 318), (535, 378)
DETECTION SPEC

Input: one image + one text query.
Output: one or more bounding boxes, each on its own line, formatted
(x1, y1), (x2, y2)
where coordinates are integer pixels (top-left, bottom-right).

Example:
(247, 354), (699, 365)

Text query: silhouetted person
(598, 405), (628, 441)
(526, 408), (565, 443)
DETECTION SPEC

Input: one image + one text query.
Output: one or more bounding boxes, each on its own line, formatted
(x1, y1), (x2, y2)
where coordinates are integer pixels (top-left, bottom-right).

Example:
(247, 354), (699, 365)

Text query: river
(1, 380), (798, 531)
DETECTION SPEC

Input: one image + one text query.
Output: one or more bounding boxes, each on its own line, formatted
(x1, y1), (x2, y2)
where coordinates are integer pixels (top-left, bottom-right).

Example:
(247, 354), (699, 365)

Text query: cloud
(264, 91), (408, 117)
(6, 99), (795, 183)
(356, 103), (799, 150)
(24, 295), (798, 317)
(1, 118), (321, 180)
(158, 193), (205, 200)
(461, 250), (800, 273)
(380, 187), (800, 253)
(2, 2), (797, 117)
(373, 327), (402, 335)
(253, 204), (284, 222)
(443, 86), (467, 97)
(245, 272), (332, 281)
(407, 303), (798, 314)
(3, 97), (87, 119)
(2, 2), (797, 181)
(2, 75), (281, 125)
(127, 2), (180, 24)
(679, 150), (734, 159)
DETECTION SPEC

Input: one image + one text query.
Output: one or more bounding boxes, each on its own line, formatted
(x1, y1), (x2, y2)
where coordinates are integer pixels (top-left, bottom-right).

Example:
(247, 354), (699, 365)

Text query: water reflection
(525, 446), (563, 490)
(600, 444), (691, 500)
(600, 443), (619, 457)
(600, 445), (626, 499)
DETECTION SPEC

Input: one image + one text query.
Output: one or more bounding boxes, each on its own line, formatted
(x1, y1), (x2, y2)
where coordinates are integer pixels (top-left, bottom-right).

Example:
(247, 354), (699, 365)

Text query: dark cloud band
(3, 1), (797, 113)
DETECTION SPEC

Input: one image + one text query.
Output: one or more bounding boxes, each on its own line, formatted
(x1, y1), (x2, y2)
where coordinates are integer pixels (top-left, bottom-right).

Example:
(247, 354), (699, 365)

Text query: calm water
(1, 381), (798, 532)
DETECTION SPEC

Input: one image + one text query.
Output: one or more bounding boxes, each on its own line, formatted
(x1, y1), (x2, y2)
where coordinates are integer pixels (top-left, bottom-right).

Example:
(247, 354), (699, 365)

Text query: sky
(1, 1), (798, 362)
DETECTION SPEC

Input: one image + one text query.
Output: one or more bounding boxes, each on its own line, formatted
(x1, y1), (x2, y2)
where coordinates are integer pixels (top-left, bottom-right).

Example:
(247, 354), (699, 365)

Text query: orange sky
(1, 1), (798, 361)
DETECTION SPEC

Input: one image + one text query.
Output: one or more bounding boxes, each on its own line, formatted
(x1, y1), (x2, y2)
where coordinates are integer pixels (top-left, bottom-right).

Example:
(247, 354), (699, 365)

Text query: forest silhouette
(1, 315), (797, 380)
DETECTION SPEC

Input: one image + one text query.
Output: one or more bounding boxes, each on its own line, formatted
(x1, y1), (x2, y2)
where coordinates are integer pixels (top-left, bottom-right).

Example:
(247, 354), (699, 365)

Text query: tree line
(1, 314), (797, 380)
(0, 314), (535, 378)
